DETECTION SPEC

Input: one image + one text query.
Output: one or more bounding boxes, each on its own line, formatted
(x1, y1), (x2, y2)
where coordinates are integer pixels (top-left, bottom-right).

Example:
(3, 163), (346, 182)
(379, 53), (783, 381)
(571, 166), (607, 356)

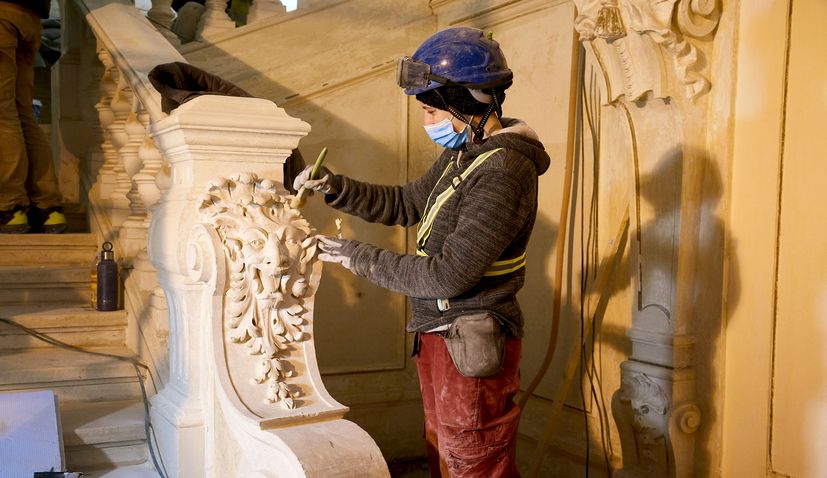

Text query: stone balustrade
(146, 0), (294, 45)
(64, 0), (388, 476)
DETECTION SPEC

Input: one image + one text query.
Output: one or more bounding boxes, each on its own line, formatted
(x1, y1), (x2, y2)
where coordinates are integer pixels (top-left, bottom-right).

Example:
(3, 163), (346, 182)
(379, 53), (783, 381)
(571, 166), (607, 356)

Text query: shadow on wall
(599, 145), (738, 477)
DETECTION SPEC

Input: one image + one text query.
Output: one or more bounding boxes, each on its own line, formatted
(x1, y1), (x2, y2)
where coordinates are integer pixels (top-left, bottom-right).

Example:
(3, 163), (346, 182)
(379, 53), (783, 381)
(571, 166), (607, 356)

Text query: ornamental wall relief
(198, 173), (318, 410)
(573, 0), (721, 102)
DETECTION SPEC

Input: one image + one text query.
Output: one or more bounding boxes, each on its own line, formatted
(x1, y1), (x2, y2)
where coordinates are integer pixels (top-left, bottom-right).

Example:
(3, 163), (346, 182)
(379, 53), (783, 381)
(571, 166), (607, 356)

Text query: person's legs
(416, 334), (451, 478)
(420, 333), (522, 478)
(0, 6), (29, 215)
(14, 11), (62, 211)
(0, 4), (63, 233)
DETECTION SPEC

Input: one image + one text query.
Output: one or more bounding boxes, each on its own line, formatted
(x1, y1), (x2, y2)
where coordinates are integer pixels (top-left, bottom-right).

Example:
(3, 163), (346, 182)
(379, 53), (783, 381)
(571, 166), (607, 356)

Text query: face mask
(423, 118), (468, 149)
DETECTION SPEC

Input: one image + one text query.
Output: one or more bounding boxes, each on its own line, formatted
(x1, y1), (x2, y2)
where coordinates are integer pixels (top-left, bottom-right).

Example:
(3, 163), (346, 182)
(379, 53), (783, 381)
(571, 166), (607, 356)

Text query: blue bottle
(96, 242), (119, 311)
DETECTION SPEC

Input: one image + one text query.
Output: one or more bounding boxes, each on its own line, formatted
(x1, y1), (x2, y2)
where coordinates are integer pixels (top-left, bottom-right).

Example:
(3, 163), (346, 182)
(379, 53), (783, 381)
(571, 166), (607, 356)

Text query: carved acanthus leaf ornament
(198, 173), (318, 409)
(574, 0), (721, 101)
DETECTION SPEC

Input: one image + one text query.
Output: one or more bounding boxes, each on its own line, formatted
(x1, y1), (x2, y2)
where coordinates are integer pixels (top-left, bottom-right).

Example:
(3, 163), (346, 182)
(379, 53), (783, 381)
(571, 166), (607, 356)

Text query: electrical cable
(578, 81), (591, 476)
(580, 63), (615, 478)
(0, 317), (169, 478)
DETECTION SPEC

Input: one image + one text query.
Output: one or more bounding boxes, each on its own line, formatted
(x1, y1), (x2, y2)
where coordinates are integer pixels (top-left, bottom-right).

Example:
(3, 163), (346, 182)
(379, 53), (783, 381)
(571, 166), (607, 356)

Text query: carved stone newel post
(148, 95), (387, 477)
(572, 1), (722, 477)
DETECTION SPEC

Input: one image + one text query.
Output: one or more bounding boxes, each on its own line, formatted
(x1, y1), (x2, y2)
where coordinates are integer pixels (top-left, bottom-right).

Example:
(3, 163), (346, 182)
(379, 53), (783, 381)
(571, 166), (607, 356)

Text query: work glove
(317, 235), (356, 271)
(293, 165), (340, 195)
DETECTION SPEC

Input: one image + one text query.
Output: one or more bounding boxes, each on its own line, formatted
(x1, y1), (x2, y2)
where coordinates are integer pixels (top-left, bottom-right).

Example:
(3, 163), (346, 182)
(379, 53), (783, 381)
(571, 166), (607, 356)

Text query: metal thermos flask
(96, 242), (119, 311)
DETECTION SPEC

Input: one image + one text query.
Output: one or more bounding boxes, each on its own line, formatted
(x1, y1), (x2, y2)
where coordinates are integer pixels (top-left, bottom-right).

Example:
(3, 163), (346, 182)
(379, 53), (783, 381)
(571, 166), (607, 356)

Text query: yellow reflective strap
(416, 181), (458, 246)
(483, 257), (527, 277)
(490, 251), (526, 267)
(415, 248), (527, 277)
(416, 163), (454, 246)
(415, 148), (503, 249)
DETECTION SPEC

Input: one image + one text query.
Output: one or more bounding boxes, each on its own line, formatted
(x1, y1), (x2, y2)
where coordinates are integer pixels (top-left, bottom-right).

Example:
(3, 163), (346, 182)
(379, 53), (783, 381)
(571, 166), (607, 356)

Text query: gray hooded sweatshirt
(326, 118), (551, 336)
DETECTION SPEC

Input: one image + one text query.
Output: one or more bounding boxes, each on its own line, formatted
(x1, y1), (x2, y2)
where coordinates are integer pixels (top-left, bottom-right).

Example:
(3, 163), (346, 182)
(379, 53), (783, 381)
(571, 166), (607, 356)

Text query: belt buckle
(436, 298), (451, 312)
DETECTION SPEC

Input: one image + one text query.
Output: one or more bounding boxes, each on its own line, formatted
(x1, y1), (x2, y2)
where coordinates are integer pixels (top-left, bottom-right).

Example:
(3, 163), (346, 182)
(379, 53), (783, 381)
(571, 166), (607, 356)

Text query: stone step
(0, 346), (144, 403)
(66, 440), (150, 472)
(94, 462), (160, 477)
(0, 233), (97, 266)
(61, 400), (149, 471)
(0, 305), (126, 349)
(0, 265), (92, 305)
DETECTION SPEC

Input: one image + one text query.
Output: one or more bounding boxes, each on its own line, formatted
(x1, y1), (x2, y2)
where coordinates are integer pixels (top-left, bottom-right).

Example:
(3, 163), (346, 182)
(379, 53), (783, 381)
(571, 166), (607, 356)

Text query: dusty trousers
(0, 3), (61, 211)
(416, 332), (522, 477)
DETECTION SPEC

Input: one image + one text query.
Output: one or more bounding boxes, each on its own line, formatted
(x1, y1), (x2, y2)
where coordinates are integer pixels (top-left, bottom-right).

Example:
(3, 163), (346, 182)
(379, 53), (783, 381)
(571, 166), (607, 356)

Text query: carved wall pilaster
(572, 1), (722, 476)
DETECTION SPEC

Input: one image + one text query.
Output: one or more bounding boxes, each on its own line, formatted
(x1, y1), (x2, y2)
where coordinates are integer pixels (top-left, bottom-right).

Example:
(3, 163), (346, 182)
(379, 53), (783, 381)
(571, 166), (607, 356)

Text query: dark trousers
(0, 2), (61, 211)
(416, 333), (522, 477)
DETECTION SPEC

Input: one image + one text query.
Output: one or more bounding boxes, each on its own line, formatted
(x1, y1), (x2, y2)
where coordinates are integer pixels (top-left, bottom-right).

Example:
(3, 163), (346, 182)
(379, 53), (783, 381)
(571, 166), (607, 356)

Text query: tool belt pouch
(443, 312), (505, 378)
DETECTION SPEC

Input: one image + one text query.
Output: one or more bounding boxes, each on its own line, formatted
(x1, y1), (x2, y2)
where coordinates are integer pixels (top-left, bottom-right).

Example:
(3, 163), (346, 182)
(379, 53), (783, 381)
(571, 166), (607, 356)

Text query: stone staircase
(0, 233), (158, 477)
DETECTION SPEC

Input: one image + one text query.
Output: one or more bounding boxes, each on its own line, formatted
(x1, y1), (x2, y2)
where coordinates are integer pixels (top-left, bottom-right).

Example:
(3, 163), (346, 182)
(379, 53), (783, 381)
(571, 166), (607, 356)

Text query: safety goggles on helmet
(396, 56), (454, 90)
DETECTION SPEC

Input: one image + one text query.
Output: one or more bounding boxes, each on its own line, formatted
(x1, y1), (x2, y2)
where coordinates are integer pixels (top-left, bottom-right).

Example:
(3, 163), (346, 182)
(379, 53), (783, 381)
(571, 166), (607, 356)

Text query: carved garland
(198, 173), (318, 408)
(574, 0), (721, 100)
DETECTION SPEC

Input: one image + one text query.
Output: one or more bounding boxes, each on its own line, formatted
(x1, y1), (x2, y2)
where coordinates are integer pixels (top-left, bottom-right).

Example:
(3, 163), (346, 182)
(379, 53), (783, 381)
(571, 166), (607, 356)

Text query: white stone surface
(0, 390), (63, 478)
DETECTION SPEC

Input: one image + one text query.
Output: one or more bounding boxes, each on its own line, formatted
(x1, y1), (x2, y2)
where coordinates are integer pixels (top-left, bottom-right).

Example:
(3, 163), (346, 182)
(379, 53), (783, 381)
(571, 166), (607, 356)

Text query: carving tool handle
(291, 147), (329, 208)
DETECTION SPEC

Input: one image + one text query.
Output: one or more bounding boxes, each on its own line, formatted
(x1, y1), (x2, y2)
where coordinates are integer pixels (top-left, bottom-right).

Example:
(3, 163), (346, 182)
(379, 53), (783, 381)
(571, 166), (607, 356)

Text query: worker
(0, 0), (66, 233)
(295, 27), (550, 477)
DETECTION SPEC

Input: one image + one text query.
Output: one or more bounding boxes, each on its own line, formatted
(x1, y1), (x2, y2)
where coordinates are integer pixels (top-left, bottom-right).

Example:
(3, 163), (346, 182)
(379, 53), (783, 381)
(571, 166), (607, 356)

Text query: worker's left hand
(317, 235), (355, 270)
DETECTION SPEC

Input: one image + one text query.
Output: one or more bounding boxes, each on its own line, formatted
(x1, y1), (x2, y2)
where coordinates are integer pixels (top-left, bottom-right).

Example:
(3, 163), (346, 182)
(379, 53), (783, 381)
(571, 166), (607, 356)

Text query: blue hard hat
(398, 27), (513, 96)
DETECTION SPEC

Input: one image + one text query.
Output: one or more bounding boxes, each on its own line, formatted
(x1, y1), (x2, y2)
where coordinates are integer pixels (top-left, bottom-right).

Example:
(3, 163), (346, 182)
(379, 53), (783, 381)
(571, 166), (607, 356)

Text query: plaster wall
(724, 0), (827, 476)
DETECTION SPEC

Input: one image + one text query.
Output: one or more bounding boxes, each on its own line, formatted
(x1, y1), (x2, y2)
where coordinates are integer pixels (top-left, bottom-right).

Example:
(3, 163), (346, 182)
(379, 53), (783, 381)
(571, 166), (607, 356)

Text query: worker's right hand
(293, 165), (339, 195)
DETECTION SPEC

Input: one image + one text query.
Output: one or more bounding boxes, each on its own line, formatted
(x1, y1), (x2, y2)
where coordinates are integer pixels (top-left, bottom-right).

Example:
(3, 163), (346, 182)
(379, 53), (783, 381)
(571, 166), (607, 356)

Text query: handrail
(73, 0), (184, 121)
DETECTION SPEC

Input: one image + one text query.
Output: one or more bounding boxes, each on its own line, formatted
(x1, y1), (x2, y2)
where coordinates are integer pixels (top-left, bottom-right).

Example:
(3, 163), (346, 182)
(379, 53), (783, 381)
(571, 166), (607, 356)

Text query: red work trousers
(416, 333), (522, 477)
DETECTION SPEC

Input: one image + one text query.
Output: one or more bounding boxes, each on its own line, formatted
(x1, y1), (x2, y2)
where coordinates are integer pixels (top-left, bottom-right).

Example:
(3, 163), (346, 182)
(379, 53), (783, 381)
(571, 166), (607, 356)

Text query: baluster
(195, 0), (235, 40)
(94, 49), (118, 204)
(108, 71), (133, 229)
(121, 99), (149, 259)
(148, 0), (181, 46)
(131, 109), (166, 293)
(247, 0), (286, 24)
(135, 110), (164, 226)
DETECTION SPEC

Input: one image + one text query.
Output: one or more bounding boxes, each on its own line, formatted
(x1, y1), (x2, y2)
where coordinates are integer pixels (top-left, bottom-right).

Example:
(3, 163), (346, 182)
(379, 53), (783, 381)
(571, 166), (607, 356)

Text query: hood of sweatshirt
(464, 117), (551, 176)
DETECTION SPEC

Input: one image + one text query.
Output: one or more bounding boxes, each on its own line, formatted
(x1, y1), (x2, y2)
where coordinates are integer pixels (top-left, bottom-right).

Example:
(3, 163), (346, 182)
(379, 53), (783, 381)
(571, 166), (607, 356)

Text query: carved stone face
(223, 204), (314, 308)
(239, 222), (308, 299)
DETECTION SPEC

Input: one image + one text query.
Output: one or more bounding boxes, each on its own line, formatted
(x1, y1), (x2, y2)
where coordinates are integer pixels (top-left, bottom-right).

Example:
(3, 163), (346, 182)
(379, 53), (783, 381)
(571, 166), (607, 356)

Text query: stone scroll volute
(188, 172), (348, 426)
(573, 0), (721, 102)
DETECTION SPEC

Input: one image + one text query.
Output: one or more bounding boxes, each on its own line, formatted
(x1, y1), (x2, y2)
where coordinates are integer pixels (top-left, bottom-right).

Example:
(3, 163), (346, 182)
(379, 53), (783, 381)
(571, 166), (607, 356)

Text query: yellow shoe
(0, 206), (30, 234)
(43, 209), (67, 234)
(29, 206), (67, 234)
